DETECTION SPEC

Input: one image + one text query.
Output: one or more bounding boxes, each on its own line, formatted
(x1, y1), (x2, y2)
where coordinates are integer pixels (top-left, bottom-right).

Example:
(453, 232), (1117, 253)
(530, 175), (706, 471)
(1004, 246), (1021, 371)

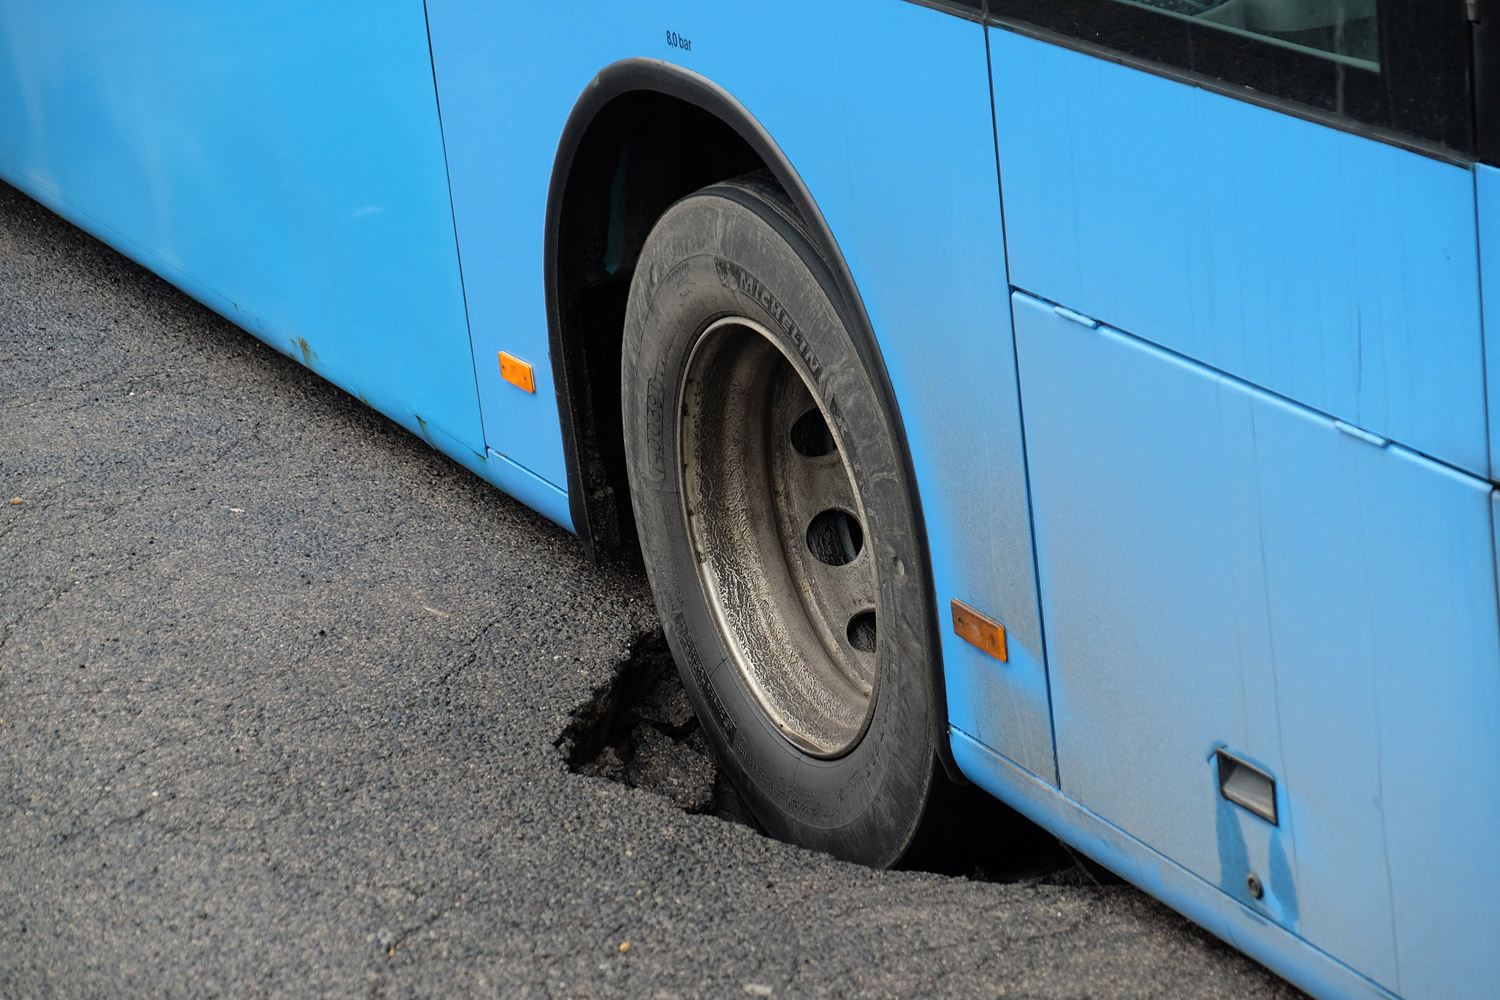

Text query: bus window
(1119, 0), (1379, 68)
(989, 0), (1470, 152)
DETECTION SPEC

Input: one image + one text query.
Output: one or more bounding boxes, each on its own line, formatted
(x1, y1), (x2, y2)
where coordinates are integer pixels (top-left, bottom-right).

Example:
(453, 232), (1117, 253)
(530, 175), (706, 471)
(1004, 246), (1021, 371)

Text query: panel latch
(1216, 749), (1278, 825)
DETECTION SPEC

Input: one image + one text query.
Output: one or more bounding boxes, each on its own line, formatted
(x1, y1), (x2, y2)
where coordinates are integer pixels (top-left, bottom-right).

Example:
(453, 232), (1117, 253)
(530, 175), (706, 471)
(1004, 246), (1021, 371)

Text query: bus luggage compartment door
(1012, 291), (1500, 999)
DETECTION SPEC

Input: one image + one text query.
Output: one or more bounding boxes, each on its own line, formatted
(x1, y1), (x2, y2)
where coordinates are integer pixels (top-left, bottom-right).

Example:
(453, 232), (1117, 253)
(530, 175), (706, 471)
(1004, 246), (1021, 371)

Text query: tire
(620, 174), (942, 867)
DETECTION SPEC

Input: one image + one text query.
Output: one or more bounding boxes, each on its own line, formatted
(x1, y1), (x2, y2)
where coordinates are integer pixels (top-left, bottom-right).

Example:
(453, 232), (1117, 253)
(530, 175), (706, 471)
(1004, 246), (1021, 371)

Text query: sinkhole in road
(556, 629), (757, 826)
(557, 630), (1120, 886)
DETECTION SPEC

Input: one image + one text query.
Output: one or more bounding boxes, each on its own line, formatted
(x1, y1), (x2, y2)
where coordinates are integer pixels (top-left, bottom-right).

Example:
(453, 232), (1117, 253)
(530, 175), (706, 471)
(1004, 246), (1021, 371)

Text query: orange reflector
(498, 351), (535, 393)
(952, 599), (1007, 662)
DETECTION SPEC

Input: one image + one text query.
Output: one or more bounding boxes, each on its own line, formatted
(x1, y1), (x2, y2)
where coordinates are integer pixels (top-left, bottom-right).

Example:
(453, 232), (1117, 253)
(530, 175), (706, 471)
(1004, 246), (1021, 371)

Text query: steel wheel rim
(679, 315), (879, 757)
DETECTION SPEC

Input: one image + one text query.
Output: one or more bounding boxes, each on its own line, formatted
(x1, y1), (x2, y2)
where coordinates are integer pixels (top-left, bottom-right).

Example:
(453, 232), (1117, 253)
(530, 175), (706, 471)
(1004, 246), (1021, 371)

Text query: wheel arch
(543, 57), (961, 781)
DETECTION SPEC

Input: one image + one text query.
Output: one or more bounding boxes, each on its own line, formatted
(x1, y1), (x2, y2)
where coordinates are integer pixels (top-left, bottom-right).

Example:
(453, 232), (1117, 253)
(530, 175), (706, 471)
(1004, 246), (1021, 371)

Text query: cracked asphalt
(0, 180), (1303, 999)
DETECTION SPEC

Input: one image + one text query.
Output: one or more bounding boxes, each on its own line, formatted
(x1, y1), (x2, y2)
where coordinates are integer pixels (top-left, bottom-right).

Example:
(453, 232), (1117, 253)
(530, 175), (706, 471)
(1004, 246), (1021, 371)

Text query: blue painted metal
(1009, 290), (1500, 999)
(485, 448), (572, 532)
(989, 28), (1488, 479)
(0, 2), (491, 492)
(426, 0), (1057, 778)
(1476, 164), (1500, 483)
(950, 730), (1400, 1000)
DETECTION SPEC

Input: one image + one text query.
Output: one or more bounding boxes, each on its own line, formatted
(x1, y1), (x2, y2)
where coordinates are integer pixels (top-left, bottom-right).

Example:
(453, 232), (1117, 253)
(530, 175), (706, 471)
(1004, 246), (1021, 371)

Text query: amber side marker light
(498, 351), (535, 393)
(952, 599), (1007, 662)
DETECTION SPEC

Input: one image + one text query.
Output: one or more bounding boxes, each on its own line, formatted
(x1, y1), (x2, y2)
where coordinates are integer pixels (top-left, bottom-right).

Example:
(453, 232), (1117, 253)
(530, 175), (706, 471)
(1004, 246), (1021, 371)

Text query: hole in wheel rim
(847, 611), (877, 653)
(790, 408), (837, 457)
(806, 510), (863, 566)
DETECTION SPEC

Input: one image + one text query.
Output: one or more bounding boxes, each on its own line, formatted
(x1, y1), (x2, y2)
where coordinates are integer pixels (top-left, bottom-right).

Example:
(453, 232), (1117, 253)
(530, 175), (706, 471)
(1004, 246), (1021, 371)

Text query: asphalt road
(0, 180), (1303, 999)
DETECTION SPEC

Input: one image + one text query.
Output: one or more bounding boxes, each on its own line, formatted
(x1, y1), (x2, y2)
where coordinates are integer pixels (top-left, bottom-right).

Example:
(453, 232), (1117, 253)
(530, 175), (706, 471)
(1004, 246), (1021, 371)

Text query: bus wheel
(620, 175), (942, 867)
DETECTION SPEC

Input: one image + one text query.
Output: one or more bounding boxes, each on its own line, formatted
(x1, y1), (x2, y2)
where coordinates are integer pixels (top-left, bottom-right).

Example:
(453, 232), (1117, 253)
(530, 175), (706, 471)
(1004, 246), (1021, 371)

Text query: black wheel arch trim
(543, 56), (963, 783)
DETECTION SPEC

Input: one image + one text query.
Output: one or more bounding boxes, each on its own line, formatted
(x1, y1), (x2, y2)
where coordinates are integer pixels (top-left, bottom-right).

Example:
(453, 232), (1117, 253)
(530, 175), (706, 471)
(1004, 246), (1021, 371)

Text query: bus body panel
(426, 0), (1059, 780)
(1012, 289), (1500, 1000)
(1476, 164), (1500, 483)
(951, 730), (1399, 1000)
(0, 1), (487, 470)
(989, 28), (1487, 479)
(421, 4), (578, 490)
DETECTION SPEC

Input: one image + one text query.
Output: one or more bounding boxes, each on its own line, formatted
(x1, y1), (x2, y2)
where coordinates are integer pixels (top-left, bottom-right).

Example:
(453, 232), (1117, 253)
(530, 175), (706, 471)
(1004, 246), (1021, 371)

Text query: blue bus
(2, 2), (1496, 997)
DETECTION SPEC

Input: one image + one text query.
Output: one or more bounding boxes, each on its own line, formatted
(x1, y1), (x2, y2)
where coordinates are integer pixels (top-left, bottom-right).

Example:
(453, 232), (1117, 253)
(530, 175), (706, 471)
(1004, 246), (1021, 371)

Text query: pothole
(556, 630), (755, 825)
(558, 629), (1123, 887)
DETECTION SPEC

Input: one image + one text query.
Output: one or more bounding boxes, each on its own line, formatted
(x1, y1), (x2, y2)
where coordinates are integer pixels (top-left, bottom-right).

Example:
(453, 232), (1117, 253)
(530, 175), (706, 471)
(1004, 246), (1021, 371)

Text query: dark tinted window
(1122, 0), (1378, 68)
(987, 0), (1471, 154)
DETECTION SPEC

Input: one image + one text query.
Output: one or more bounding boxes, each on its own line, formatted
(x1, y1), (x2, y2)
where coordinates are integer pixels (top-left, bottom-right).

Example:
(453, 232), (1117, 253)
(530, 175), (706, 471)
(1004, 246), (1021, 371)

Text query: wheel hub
(679, 316), (879, 757)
